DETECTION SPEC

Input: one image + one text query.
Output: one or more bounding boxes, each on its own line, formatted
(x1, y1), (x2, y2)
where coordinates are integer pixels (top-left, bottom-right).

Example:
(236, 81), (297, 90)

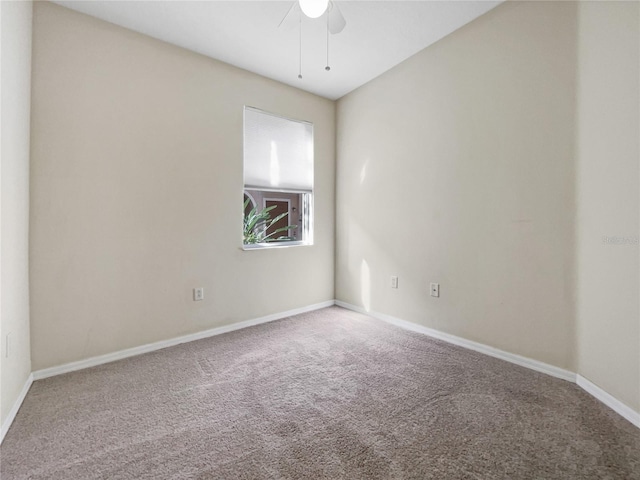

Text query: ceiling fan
(278, 0), (346, 35)
(278, 0), (346, 78)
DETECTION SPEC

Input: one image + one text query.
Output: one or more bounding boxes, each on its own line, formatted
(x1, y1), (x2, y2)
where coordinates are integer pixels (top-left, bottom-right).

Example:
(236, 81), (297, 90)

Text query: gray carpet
(1, 306), (639, 479)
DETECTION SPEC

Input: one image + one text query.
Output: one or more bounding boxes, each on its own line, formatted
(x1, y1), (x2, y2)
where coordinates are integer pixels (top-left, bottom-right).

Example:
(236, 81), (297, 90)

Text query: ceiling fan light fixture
(299, 0), (329, 19)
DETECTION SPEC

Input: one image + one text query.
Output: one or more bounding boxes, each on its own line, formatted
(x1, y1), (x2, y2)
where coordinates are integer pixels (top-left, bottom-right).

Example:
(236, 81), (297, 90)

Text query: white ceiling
(52, 1), (503, 100)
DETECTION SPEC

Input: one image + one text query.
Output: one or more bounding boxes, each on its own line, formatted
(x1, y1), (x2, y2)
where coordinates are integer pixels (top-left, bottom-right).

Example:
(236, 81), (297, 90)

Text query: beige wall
(575, 1), (639, 411)
(336, 1), (578, 370)
(1, 0), (33, 426)
(29, 2), (335, 370)
(23, 0), (640, 417)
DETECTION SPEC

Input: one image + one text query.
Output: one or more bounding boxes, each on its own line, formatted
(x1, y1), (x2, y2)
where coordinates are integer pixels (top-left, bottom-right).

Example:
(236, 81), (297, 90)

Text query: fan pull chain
(298, 15), (303, 79)
(325, 11), (331, 71)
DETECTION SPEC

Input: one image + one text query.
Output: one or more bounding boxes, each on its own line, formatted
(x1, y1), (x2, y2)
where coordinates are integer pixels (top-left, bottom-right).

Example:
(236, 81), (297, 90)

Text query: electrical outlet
(430, 283), (440, 297)
(391, 276), (399, 289)
(193, 288), (204, 301)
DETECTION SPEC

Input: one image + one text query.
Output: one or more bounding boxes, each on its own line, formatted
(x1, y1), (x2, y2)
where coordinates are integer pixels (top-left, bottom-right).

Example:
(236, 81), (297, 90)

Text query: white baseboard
(335, 301), (640, 429)
(10, 299), (638, 441)
(1, 373), (34, 444)
(32, 300), (335, 381)
(335, 301), (576, 382)
(577, 375), (640, 428)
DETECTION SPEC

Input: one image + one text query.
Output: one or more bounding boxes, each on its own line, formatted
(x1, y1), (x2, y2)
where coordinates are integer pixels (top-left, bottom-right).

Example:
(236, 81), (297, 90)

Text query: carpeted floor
(1, 306), (639, 479)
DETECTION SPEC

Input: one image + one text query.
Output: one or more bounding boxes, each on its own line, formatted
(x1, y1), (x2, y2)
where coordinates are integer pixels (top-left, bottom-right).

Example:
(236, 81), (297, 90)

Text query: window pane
(243, 189), (305, 244)
(243, 107), (314, 248)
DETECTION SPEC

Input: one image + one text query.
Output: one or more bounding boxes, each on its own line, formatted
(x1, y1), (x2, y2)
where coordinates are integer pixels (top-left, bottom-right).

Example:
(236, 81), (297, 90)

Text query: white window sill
(242, 241), (312, 251)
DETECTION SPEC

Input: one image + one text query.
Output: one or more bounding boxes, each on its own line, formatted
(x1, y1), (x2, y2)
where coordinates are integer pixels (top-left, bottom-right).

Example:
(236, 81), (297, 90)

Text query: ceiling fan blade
(278, 2), (300, 32)
(327, 1), (346, 34)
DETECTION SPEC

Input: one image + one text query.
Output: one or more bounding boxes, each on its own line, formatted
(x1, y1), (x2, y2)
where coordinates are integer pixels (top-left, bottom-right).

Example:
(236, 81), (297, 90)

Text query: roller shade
(243, 107), (314, 192)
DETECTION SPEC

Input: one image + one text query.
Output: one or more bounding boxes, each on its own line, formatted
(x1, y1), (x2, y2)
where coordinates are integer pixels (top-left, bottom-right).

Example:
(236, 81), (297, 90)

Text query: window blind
(243, 107), (314, 192)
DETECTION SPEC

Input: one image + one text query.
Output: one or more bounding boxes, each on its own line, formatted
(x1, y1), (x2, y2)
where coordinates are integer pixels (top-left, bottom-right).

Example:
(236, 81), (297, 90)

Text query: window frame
(241, 106), (314, 250)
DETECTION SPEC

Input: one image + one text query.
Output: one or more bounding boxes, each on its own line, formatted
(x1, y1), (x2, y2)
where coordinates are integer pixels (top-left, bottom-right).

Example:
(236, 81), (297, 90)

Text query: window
(243, 106), (314, 248)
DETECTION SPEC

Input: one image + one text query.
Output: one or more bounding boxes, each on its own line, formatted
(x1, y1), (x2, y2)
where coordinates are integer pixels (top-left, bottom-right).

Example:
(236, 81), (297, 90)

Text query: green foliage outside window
(243, 198), (297, 244)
